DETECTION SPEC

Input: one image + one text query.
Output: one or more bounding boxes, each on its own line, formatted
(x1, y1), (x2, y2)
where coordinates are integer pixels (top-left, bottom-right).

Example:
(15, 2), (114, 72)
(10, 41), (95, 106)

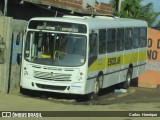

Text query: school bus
(20, 15), (147, 99)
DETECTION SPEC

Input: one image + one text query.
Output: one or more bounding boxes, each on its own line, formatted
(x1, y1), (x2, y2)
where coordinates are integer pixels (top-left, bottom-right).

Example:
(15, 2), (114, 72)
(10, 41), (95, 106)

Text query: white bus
(20, 15), (147, 99)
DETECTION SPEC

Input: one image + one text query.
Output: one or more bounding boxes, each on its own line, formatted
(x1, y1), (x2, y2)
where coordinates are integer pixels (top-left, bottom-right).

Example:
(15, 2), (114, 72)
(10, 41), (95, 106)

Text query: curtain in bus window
(125, 28), (132, 50)
(140, 28), (147, 47)
(117, 29), (124, 51)
(133, 28), (140, 49)
(106, 29), (116, 53)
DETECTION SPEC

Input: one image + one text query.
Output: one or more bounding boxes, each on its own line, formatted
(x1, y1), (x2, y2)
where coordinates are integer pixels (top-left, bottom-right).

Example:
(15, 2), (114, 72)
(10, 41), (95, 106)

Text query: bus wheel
(88, 76), (102, 100)
(20, 86), (28, 95)
(123, 68), (133, 89)
(20, 87), (33, 96)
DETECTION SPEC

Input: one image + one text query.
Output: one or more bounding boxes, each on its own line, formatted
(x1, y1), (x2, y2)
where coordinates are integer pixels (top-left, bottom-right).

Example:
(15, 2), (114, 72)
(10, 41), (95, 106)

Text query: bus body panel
(20, 60), (88, 95)
(20, 16), (148, 95)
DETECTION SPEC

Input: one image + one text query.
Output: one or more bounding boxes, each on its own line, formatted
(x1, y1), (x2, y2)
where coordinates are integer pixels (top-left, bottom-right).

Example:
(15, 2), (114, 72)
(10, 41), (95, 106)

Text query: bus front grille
(33, 71), (72, 81)
(36, 83), (67, 90)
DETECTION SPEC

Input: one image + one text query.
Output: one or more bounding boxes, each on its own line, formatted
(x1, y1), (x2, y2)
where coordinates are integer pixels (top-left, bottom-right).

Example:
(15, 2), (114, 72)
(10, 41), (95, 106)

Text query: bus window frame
(132, 27), (140, 49)
(124, 28), (133, 50)
(106, 29), (116, 53)
(116, 28), (125, 51)
(140, 27), (147, 48)
(99, 29), (107, 54)
(88, 31), (98, 67)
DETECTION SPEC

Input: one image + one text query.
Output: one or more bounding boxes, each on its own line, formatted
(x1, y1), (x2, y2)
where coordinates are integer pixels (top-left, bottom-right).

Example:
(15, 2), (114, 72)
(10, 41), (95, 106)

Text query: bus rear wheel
(123, 68), (133, 89)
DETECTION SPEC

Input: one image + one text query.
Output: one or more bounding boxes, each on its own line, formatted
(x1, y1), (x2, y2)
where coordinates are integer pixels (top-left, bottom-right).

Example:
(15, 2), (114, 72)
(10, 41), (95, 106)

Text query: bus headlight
(77, 72), (83, 81)
(23, 67), (28, 76)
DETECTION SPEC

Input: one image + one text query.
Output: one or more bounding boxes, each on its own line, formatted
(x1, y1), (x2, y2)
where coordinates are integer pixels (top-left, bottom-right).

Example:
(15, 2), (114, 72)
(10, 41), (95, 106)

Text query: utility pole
(118, 0), (121, 13)
(4, 0), (8, 16)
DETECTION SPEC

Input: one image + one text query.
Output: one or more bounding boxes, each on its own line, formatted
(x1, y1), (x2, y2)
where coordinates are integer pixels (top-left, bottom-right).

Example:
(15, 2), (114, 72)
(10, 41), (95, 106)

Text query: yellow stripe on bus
(88, 51), (146, 72)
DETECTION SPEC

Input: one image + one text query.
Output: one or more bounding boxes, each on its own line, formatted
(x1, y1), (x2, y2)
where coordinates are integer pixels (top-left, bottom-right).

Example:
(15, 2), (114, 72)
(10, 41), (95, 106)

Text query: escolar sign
(108, 57), (121, 66)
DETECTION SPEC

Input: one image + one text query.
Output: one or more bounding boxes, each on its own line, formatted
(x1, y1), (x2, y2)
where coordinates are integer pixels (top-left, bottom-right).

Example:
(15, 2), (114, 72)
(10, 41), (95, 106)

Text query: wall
(138, 28), (160, 88)
(0, 16), (13, 93)
(0, 16), (27, 93)
(24, 0), (113, 15)
(9, 19), (27, 93)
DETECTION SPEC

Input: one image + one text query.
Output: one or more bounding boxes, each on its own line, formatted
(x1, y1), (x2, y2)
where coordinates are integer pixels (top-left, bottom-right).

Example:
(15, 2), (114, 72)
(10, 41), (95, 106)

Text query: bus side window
(133, 28), (140, 49)
(88, 33), (98, 66)
(99, 29), (106, 54)
(117, 29), (124, 51)
(140, 28), (147, 47)
(106, 29), (116, 53)
(125, 28), (132, 50)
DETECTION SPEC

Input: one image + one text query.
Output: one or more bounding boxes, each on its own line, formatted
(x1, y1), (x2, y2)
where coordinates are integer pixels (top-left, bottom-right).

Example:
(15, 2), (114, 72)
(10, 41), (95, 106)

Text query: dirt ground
(0, 84), (160, 120)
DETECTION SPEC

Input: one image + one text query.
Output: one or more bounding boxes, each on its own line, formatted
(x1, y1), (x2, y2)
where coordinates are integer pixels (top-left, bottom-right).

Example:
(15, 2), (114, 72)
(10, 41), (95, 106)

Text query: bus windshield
(24, 31), (86, 67)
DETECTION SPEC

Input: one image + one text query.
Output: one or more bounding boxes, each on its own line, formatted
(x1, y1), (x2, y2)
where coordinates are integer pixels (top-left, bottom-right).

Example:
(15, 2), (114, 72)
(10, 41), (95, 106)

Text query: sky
(97, 0), (160, 25)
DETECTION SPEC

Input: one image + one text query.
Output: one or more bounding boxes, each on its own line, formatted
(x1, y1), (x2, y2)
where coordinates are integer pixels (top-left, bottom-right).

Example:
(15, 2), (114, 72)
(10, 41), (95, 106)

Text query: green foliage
(156, 21), (160, 28)
(110, 0), (119, 16)
(120, 0), (140, 18)
(111, 0), (160, 27)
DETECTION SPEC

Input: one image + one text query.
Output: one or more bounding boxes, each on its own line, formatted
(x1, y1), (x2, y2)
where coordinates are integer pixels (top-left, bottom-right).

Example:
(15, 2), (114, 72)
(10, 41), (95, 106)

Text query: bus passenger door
(88, 31), (98, 72)
(87, 30), (98, 94)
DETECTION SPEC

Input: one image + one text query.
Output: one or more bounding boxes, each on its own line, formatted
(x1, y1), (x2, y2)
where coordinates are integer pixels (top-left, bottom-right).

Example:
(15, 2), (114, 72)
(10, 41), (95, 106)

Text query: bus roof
(29, 16), (148, 30)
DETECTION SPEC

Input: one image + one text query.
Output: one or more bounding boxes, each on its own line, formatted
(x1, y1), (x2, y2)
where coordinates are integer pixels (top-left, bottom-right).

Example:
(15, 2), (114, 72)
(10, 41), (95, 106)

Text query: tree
(136, 3), (160, 27)
(156, 21), (160, 28)
(111, 0), (160, 27)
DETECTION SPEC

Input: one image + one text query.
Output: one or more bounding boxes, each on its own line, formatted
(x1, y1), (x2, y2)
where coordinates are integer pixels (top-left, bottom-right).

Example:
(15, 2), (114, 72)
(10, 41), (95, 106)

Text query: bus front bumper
(20, 77), (85, 95)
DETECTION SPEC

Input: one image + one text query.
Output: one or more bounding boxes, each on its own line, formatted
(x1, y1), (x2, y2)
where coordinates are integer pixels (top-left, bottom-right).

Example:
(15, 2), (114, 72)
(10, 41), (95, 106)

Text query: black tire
(123, 68), (133, 89)
(20, 87), (31, 96)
